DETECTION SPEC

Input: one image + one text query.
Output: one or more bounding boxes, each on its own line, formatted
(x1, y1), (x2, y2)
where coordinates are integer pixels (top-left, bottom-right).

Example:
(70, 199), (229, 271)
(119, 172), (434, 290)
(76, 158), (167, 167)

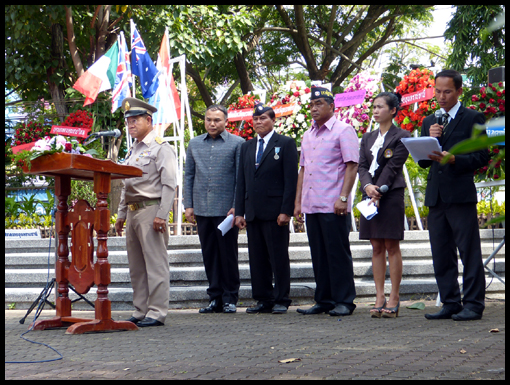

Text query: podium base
(30, 316), (139, 334)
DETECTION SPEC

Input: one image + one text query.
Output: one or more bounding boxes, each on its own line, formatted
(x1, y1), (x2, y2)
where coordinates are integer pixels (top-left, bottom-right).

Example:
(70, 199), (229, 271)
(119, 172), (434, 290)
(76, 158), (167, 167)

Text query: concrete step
(5, 258), (506, 287)
(5, 242), (504, 268)
(5, 229), (505, 310)
(5, 278), (505, 311)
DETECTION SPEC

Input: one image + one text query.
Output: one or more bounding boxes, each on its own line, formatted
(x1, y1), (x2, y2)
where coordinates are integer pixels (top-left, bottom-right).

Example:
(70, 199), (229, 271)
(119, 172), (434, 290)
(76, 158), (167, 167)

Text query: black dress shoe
(296, 304), (333, 315)
(246, 303), (273, 314)
(199, 299), (223, 314)
(127, 316), (142, 324)
(272, 304), (288, 314)
(452, 308), (482, 321)
(425, 305), (463, 320)
(329, 304), (354, 316)
(137, 317), (164, 327)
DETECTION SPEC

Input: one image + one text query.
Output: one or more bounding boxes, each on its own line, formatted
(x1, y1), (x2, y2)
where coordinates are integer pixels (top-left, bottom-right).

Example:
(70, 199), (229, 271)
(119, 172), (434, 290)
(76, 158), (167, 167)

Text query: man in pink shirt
(295, 87), (359, 316)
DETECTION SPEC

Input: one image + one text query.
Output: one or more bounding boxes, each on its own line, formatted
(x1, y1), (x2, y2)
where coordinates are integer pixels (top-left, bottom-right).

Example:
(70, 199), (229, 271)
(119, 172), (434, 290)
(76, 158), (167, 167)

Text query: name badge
(274, 147), (281, 160)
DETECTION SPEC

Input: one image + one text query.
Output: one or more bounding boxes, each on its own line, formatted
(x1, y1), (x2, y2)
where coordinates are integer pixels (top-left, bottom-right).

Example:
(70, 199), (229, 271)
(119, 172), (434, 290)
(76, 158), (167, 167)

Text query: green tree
(444, 5), (505, 88)
(248, 5), (434, 89)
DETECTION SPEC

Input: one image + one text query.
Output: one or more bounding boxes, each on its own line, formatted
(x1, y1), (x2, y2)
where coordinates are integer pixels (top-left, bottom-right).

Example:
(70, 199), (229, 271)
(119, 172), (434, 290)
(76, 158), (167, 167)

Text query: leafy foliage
(444, 5), (505, 88)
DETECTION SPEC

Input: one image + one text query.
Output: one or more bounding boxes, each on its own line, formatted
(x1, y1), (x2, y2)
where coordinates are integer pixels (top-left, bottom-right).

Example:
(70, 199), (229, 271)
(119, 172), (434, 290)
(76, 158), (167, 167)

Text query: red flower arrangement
(468, 82), (505, 120)
(63, 109), (94, 129)
(61, 109), (94, 143)
(14, 121), (51, 146)
(474, 146), (505, 182)
(226, 94), (259, 140)
(469, 82), (505, 182)
(394, 68), (438, 133)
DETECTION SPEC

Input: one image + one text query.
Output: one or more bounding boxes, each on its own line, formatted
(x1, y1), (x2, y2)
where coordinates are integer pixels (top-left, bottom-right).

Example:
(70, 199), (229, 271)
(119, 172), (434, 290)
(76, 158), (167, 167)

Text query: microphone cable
(5, 204), (64, 364)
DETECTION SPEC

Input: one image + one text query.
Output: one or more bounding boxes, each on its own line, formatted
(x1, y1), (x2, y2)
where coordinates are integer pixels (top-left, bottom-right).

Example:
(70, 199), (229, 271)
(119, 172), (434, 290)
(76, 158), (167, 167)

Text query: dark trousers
(246, 219), (292, 308)
(428, 199), (485, 314)
(196, 216), (240, 305)
(306, 213), (356, 311)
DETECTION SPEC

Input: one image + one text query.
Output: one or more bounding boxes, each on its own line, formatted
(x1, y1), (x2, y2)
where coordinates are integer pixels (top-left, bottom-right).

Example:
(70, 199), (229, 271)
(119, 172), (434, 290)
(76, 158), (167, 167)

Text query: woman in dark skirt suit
(358, 92), (410, 318)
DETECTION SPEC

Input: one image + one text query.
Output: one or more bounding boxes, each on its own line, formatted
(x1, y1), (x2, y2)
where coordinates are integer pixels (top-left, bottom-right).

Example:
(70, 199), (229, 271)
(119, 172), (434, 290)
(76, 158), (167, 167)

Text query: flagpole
(130, 19), (136, 99)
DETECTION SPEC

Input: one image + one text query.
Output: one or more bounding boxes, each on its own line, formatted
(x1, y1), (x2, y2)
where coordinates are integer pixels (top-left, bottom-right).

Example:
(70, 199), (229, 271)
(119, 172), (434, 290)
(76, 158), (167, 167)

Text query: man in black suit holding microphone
(235, 104), (298, 314)
(419, 70), (489, 321)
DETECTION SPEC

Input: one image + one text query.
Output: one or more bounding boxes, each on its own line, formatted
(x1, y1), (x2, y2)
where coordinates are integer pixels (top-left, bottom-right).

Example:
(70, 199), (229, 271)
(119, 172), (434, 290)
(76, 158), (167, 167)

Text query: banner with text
(50, 125), (91, 138)
(228, 103), (298, 122)
(335, 90), (367, 108)
(400, 88), (435, 106)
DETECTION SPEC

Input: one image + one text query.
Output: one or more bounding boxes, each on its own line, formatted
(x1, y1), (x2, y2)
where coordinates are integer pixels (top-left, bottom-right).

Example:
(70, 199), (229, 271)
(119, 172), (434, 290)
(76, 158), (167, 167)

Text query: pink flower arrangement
(336, 69), (382, 137)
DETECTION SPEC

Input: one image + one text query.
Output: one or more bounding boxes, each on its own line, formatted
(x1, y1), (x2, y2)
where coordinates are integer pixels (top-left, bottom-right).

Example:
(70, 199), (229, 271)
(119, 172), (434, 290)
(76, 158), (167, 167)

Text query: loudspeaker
(488, 66), (505, 84)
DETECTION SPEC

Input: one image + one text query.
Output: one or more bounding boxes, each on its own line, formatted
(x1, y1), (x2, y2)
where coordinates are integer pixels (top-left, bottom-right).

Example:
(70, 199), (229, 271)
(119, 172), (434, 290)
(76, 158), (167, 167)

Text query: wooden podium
(22, 153), (142, 334)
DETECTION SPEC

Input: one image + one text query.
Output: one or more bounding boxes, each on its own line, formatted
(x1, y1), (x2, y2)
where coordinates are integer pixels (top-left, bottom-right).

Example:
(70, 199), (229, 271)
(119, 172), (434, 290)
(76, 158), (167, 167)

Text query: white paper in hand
(401, 137), (442, 162)
(217, 214), (234, 236)
(356, 199), (378, 220)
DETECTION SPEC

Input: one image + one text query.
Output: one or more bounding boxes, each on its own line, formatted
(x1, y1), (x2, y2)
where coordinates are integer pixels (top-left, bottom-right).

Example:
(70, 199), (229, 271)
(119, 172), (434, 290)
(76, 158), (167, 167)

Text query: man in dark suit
(235, 104), (298, 314)
(419, 70), (489, 321)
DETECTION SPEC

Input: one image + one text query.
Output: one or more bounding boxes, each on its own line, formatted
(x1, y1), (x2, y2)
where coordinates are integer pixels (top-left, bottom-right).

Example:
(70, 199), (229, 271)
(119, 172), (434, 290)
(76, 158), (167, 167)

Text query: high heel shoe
(370, 299), (387, 318)
(382, 301), (400, 318)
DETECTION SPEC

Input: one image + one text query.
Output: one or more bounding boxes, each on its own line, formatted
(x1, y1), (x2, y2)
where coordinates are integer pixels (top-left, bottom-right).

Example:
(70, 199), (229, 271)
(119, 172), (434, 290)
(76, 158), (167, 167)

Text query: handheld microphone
(92, 129), (122, 138)
(434, 110), (443, 125)
(376, 185), (389, 194)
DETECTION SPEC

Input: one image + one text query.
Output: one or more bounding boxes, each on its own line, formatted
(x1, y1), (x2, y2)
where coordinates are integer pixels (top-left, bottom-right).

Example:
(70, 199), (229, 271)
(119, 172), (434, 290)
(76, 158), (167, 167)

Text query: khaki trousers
(126, 204), (169, 323)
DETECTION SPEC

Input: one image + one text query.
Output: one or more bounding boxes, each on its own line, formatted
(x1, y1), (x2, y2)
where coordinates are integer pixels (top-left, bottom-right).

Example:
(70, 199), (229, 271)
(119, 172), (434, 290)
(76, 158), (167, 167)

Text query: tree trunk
(47, 23), (68, 121)
(186, 62), (213, 106)
(95, 5), (112, 59)
(234, 52), (254, 95)
(64, 5), (84, 78)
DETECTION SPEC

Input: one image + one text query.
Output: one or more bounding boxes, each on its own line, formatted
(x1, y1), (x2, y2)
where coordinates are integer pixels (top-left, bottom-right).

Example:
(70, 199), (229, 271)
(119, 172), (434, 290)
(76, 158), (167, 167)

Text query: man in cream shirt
(115, 97), (177, 327)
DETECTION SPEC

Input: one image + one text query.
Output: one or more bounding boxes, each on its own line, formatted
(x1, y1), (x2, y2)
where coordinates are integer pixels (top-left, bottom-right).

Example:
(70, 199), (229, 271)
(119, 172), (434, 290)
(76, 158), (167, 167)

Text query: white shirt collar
(257, 129), (275, 145)
(441, 101), (461, 120)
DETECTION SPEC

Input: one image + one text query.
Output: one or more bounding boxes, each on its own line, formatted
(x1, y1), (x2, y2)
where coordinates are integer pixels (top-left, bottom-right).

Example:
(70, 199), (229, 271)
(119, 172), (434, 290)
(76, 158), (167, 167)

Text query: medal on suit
(274, 147), (281, 160)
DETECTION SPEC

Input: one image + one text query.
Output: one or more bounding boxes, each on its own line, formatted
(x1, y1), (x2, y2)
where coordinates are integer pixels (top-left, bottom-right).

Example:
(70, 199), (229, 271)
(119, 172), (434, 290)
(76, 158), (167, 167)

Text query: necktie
(442, 113), (450, 136)
(256, 138), (264, 169)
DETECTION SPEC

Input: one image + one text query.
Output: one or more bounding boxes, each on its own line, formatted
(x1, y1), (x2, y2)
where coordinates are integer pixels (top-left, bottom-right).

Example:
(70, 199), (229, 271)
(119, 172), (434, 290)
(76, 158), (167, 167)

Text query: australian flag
(131, 22), (159, 99)
(111, 31), (132, 113)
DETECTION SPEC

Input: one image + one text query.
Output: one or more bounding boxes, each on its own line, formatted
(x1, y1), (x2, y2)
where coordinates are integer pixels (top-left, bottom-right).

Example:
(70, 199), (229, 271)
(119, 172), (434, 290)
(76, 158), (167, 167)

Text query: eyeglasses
(125, 116), (144, 126)
(125, 114), (150, 126)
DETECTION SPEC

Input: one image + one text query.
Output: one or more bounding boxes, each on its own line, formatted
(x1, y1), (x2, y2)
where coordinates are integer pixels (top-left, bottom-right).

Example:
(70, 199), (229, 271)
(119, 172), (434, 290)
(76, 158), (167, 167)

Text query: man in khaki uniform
(115, 97), (177, 327)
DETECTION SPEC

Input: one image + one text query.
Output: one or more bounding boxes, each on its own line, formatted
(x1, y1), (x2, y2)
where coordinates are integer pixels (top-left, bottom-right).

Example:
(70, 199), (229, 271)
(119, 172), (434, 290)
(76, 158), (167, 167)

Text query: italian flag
(73, 42), (119, 106)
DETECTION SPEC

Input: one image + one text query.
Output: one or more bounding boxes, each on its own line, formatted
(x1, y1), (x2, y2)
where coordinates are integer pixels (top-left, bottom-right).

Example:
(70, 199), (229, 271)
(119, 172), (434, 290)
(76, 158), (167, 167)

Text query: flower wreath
(394, 68), (438, 133)
(13, 121), (52, 147)
(226, 94), (259, 140)
(62, 109), (94, 143)
(269, 81), (312, 146)
(468, 82), (505, 182)
(468, 82), (505, 120)
(335, 69), (382, 138)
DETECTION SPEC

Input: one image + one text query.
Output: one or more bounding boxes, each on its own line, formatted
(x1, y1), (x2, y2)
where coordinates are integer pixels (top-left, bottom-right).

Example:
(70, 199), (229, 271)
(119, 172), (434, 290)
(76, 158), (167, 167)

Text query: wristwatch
(339, 196), (348, 202)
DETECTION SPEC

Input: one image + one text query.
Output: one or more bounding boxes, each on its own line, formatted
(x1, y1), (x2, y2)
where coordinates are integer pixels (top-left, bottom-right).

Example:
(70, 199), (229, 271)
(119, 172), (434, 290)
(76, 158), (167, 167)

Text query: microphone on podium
(84, 129), (122, 145)
(92, 129), (122, 138)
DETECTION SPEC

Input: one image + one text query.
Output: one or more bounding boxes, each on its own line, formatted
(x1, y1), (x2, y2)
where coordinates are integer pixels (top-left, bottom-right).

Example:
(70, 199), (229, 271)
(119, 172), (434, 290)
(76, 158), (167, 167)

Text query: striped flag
(130, 21), (159, 99)
(111, 32), (132, 113)
(73, 42), (119, 106)
(149, 29), (182, 135)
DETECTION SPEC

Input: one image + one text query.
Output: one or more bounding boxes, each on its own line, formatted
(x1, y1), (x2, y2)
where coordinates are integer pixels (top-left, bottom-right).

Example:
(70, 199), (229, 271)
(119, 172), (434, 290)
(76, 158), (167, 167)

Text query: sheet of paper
(217, 214), (234, 236)
(356, 199), (378, 220)
(401, 137), (442, 162)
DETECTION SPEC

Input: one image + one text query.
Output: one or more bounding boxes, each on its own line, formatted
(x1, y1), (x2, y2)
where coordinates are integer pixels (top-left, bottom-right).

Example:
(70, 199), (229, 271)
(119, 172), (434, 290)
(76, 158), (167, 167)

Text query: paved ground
(5, 299), (505, 380)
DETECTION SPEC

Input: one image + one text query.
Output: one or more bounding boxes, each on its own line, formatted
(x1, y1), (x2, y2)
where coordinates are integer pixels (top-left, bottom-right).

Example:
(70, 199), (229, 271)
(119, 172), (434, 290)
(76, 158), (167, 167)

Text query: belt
(127, 199), (161, 212)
